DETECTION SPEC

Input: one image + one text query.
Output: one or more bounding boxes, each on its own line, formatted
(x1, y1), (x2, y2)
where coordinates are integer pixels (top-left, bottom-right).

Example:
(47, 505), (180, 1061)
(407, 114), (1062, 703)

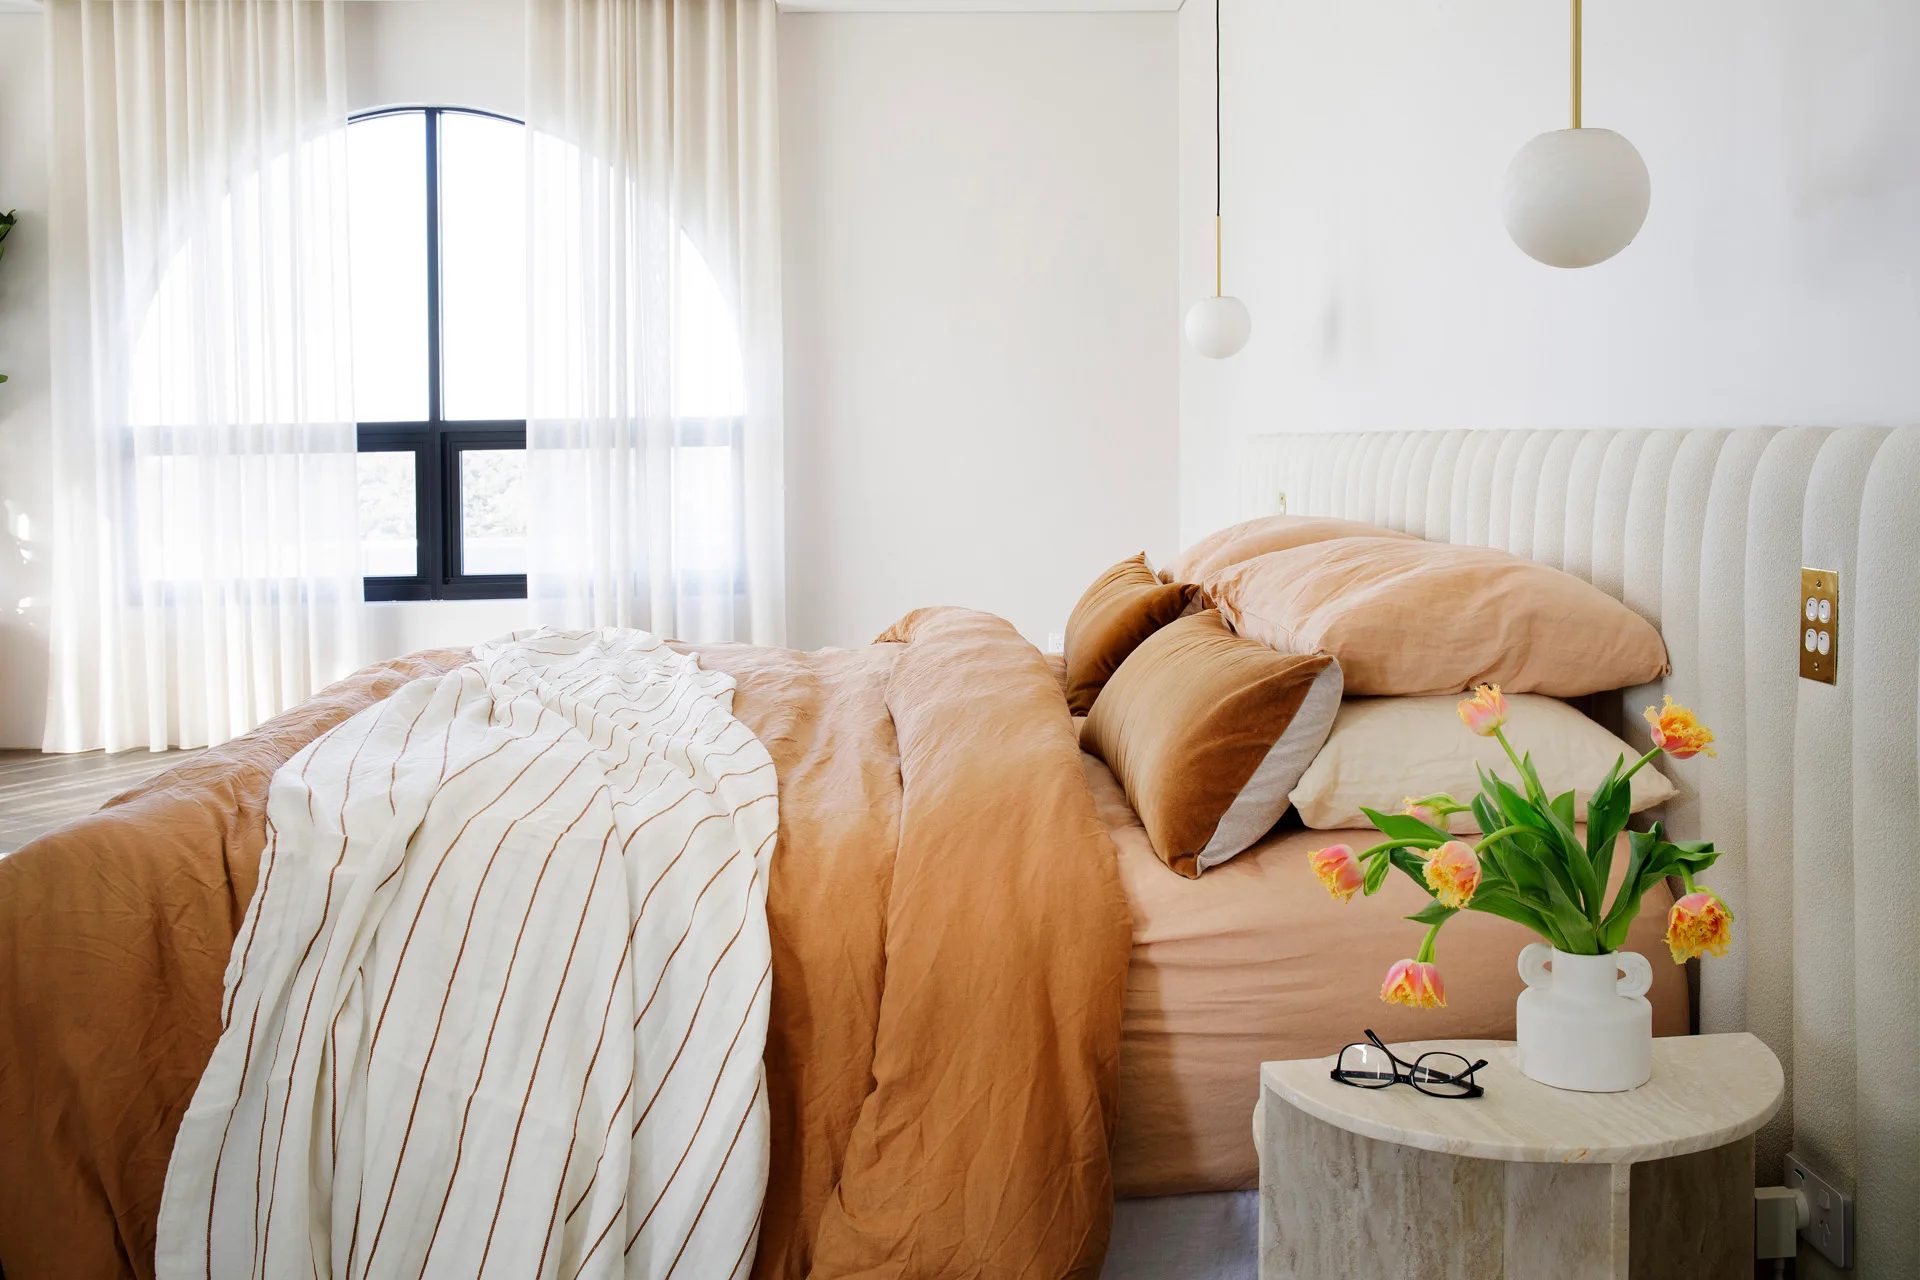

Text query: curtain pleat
(44, 0), (361, 753)
(524, 0), (785, 645)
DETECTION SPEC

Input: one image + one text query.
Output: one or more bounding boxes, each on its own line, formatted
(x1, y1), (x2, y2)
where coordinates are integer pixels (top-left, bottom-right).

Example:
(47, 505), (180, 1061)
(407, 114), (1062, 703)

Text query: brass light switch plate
(1800, 568), (1839, 684)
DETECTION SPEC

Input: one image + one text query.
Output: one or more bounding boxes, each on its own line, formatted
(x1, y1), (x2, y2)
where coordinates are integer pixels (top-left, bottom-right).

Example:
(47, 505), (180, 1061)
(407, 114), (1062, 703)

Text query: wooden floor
(0, 748), (201, 855)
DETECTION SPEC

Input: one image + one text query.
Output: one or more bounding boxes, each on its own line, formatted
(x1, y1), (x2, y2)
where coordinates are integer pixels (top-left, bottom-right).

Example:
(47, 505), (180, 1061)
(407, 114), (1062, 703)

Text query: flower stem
(1493, 727), (1526, 778)
(1473, 825), (1529, 851)
(1415, 923), (1442, 964)
(1619, 745), (1665, 784)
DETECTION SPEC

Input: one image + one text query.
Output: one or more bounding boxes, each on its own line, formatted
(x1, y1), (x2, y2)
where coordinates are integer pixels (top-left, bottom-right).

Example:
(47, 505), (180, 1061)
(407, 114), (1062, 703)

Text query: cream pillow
(1288, 693), (1676, 834)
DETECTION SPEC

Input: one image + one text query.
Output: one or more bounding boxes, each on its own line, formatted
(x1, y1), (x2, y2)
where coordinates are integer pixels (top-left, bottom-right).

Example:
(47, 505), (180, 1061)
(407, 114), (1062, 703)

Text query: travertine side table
(1257, 1032), (1783, 1280)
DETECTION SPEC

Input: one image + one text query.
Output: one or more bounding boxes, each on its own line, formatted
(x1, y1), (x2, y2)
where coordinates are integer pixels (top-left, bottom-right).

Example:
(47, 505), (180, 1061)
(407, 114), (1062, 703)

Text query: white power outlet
(1046, 632), (1065, 656)
(1786, 1151), (1853, 1268)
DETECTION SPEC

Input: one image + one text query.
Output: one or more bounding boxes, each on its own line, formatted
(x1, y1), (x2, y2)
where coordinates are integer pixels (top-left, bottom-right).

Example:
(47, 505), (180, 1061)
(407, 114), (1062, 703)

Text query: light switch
(1800, 568), (1839, 684)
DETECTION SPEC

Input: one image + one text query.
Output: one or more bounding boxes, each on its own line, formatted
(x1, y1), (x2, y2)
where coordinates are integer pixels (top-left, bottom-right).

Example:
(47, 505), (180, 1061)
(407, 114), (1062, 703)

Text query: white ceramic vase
(1514, 943), (1654, 1093)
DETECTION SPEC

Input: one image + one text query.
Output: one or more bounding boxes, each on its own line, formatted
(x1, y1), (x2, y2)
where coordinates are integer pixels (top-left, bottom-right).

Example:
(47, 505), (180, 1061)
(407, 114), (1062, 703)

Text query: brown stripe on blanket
(0, 611), (1134, 1280)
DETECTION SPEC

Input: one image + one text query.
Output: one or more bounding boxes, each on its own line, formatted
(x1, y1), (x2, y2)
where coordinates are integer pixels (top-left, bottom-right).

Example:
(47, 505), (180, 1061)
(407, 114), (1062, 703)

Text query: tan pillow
(1160, 515), (1417, 585)
(1083, 610), (1343, 877)
(1064, 554), (1196, 714)
(1289, 694), (1677, 833)
(1206, 537), (1669, 697)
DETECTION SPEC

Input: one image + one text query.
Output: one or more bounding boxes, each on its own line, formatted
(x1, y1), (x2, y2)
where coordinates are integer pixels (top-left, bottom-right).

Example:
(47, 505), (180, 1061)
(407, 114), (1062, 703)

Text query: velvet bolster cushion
(1083, 610), (1340, 877)
(1063, 553), (1197, 714)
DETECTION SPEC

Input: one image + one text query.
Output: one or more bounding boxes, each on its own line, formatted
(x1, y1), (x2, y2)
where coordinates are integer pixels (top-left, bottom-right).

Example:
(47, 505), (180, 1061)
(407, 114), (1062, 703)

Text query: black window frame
(355, 105), (528, 603)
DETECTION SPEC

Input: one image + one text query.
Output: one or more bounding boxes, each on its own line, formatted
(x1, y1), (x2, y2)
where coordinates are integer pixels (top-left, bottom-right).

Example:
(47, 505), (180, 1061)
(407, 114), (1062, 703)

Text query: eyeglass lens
(1410, 1052), (1475, 1096)
(1335, 1043), (1398, 1087)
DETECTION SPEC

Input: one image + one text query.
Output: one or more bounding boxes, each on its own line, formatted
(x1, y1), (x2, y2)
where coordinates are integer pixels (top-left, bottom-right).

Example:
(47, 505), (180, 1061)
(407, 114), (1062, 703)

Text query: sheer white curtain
(524, 0), (785, 645)
(43, 0), (361, 753)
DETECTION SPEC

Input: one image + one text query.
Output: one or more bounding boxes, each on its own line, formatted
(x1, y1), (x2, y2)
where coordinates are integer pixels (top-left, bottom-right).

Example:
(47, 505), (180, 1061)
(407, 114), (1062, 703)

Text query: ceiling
(777, 1), (1182, 11)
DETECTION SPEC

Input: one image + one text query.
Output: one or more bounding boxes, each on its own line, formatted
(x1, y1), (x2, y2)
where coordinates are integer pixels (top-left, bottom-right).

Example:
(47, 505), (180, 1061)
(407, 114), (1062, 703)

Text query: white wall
(0, 13), (52, 747)
(0, 3), (1180, 744)
(1178, 0), (1920, 541)
(781, 11), (1178, 650)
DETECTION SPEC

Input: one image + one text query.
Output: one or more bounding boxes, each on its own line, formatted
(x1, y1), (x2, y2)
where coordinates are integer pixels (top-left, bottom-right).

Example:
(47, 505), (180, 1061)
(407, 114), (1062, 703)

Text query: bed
(0, 610), (1688, 1280)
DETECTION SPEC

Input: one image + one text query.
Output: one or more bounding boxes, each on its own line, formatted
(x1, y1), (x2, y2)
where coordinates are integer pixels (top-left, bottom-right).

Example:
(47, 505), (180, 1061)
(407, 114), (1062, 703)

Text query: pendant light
(1184, 0), (1250, 358)
(1503, 0), (1650, 268)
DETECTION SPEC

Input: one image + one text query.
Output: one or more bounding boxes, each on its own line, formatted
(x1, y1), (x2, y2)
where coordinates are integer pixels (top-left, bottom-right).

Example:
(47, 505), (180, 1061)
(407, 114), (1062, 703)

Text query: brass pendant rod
(1213, 0), (1223, 296)
(1572, 0), (1583, 129)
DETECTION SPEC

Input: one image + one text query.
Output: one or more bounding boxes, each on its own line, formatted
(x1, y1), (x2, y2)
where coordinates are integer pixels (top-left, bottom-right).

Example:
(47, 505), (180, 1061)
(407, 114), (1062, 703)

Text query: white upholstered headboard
(1234, 428), (1919, 1278)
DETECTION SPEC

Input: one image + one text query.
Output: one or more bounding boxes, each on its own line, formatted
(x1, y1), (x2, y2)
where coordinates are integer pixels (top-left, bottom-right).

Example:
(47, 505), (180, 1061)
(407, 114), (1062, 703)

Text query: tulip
(1381, 959), (1446, 1009)
(1310, 844), (1364, 903)
(1666, 890), (1734, 963)
(1645, 695), (1717, 760)
(1457, 684), (1508, 737)
(1401, 796), (1446, 829)
(1422, 840), (1481, 909)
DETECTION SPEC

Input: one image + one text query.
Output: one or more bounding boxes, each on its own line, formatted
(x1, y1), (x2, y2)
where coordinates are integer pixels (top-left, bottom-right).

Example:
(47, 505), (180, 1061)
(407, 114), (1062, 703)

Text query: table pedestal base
(1258, 1095), (1754, 1280)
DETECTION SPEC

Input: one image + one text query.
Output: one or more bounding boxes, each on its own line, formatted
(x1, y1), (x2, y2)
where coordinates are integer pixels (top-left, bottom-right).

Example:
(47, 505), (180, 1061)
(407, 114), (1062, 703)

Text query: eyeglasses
(1330, 1030), (1486, 1099)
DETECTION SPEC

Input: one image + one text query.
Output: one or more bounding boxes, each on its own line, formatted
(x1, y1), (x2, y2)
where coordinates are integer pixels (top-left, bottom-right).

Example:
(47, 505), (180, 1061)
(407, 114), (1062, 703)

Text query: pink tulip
(1310, 844), (1364, 903)
(1401, 797), (1445, 829)
(1457, 684), (1508, 737)
(1380, 959), (1446, 1009)
(1422, 840), (1481, 909)
(1666, 890), (1734, 963)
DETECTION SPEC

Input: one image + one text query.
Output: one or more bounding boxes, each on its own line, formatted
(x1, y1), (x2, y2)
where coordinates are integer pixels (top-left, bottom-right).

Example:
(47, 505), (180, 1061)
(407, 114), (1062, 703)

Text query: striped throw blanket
(156, 629), (779, 1279)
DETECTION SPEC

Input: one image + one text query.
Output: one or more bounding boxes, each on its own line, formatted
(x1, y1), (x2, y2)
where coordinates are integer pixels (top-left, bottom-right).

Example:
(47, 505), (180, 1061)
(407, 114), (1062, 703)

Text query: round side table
(1256, 1032), (1783, 1280)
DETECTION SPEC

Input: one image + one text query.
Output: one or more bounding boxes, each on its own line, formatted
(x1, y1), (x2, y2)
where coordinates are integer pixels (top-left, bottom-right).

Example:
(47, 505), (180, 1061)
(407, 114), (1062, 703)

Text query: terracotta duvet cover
(0, 609), (1134, 1280)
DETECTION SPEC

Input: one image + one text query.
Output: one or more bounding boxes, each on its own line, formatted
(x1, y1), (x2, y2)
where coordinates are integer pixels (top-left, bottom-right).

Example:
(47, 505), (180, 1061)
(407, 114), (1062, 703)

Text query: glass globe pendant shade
(1185, 294), (1252, 359)
(1503, 127), (1651, 268)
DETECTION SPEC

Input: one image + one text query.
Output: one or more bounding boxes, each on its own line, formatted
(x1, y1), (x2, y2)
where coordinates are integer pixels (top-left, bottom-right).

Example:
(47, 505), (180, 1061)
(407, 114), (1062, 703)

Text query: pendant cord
(1571, 0), (1583, 129)
(1214, 0), (1223, 296)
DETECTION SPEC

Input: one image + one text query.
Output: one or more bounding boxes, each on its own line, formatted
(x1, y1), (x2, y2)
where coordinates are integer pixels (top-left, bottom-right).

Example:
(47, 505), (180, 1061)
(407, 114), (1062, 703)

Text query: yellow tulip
(1645, 695), (1716, 760)
(1457, 684), (1508, 737)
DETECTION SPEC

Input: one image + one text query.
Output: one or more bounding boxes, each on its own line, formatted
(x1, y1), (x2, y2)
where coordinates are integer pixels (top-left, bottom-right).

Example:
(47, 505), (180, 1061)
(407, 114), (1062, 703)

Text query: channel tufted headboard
(1232, 427), (1920, 1279)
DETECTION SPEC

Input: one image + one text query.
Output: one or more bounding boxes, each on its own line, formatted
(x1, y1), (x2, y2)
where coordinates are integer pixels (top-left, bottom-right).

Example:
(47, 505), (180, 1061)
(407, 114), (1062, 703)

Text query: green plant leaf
(1363, 850), (1393, 896)
(1551, 788), (1577, 831)
(1585, 755), (1631, 878)
(1387, 846), (1433, 893)
(1405, 900), (1459, 927)
(1467, 886), (1558, 942)
(1360, 808), (1449, 846)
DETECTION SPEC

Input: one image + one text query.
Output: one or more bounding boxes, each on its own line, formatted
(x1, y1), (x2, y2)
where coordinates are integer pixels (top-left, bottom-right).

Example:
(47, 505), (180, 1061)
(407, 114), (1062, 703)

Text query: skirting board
(1103, 1191), (1257, 1280)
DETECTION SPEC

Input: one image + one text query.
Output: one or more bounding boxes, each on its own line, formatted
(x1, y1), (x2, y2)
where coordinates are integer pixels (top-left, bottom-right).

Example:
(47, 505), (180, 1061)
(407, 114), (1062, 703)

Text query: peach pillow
(1160, 515), (1417, 586)
(1205, 537), (1669, 697)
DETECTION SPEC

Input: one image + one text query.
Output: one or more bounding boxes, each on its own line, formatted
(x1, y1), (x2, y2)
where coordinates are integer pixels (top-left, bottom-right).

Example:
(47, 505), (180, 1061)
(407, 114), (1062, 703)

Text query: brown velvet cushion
(1063, 554), (1196, 714)
(1160, 514), (1417, 585)
(1205, 536), (1670, 697)
(1083, 610), (1341, 878)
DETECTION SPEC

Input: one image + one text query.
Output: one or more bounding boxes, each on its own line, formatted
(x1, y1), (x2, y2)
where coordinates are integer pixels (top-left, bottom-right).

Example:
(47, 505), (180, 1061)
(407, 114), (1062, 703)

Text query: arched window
(127, 104), (747, 603)
(345, 107), (745, 600)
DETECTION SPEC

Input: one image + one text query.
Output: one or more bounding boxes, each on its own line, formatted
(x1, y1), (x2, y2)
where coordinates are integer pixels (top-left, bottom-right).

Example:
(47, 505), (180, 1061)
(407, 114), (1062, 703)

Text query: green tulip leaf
(1406, 900), (1459, 927)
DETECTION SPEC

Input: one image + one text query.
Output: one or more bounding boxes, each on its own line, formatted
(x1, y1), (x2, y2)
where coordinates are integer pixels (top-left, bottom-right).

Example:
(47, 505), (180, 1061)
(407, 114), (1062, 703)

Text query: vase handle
(1615, 951), (1653, 998)
(1518, 942), (1555, 989)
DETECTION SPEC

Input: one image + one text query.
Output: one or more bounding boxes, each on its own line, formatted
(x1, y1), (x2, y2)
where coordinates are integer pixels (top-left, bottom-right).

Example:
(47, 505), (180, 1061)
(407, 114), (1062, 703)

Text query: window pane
(348, 113), (429, 422)
(440, 113), (527, 421)
(358, 451), (418, 578)
(460, 449), (526, 575)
